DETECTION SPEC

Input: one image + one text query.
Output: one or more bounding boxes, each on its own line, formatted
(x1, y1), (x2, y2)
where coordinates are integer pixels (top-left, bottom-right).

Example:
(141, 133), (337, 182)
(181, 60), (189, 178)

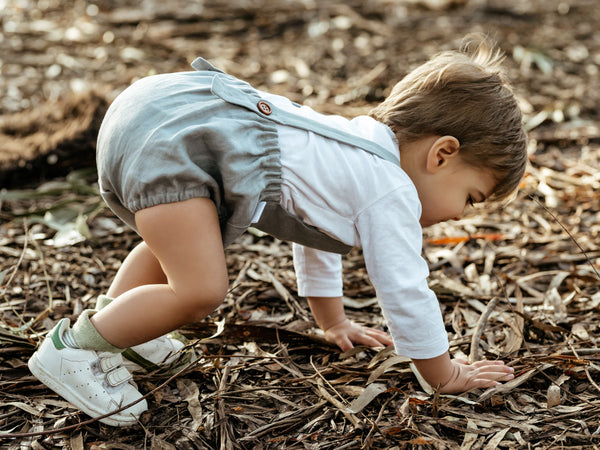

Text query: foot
(95, 295), (194, 374)
(28, 318), (148, 427)
(121, 332), (194, 374)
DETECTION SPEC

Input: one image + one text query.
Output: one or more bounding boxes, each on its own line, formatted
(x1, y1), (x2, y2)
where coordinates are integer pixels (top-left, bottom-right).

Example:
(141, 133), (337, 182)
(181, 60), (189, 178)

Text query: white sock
(62, 328), (80, 348)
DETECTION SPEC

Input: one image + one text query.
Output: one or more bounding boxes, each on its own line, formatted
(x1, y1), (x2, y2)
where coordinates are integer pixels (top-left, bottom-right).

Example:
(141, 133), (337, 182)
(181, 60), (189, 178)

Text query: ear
(425, 136), (460, 173)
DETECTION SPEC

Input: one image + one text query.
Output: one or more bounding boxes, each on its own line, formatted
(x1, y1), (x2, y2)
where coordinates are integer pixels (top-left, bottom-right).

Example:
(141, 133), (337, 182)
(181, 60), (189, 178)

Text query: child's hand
(438, 358), (514, 393)
(323, 318), (393, 352)
(412, 353), (515, 394)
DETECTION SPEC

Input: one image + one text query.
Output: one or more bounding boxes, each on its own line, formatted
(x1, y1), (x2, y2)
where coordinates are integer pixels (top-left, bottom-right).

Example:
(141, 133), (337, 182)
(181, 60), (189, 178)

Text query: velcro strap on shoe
(106, 367), (132, 387)
(99, 353), (125, 372)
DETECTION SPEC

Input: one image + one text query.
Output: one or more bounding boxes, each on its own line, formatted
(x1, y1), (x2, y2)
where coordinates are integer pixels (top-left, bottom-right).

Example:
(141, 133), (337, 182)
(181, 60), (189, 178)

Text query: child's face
(417, 159), (496, 227)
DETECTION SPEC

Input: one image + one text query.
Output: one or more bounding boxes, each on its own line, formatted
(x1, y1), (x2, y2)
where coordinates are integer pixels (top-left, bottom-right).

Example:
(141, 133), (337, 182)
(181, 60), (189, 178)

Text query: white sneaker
(28, 318), (148, 427)
(94, 295), (193, 374)
(121, 333), (192, 374)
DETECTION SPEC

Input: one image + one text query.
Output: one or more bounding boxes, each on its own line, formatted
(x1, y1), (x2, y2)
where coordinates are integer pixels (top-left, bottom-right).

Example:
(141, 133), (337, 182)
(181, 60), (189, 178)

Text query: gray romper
(97, 58), (399, 254)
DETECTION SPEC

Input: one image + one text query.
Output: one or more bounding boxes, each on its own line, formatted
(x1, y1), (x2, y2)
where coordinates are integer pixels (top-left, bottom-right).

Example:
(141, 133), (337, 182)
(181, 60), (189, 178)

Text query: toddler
(29, 36), (526, 426)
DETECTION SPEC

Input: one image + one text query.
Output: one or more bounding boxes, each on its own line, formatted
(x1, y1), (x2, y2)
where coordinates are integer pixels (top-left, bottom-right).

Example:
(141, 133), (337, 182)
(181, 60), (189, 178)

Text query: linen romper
(96, 58), (400, 253)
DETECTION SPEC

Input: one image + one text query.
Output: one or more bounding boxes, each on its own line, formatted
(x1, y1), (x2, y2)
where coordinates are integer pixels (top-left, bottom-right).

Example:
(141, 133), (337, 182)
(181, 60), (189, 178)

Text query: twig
(310, 355), (348, 406)
(0, 219), (29, 296)
(217, 363), (232, 450)
(314, 378), (362, 429)
(309, 352), (361, 428)
(469, 297), (499, 363)
(239, 401), (327, 440)
(569, 343), (600, 395)
(254, 260), (311, 321)
(3, 220), (45, 340)
(529, 194), (600, 281)
(363, 396), (395, 449)
(31, 238), (53, 312)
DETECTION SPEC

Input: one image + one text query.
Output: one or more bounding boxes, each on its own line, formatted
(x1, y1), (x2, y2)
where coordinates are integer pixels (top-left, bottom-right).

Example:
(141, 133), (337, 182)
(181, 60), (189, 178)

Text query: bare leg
(91, 198), (229, 348)
(107, 242), (167, 298)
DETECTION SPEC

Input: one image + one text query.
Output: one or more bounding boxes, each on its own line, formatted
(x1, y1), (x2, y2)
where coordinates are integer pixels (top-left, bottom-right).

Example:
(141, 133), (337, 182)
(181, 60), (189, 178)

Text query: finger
(471, 359), (506, 368)
(324, 329), (354, 352)
(479, 370), (515, 381)
(473, 379), (502, 389)
(364, 329), (393, 345)
(474, 370), (515, 387)
(474, 368), (515, 384)
(474, 363), (515, 376)
(499, 372), (515, 381)
(367, 328), (390, 337)
(337, 336), (354, 352)
(363, 327), (391, 338)
(353, 334), (385, 348)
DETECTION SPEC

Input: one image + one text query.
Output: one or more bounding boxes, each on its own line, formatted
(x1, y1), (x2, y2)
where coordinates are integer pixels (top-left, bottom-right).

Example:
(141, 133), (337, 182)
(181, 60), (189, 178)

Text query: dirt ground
(1, 0), (600, 448)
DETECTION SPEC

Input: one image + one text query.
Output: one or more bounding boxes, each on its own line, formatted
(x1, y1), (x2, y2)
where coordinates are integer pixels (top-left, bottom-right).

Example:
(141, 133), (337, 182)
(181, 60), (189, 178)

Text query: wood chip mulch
(1, 0), (600, 448)
(1, 137), (599, 448)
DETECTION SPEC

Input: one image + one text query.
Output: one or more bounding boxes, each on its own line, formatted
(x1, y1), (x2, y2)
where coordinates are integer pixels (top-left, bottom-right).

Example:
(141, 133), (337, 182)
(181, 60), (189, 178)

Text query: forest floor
(1, 0), (600, 448)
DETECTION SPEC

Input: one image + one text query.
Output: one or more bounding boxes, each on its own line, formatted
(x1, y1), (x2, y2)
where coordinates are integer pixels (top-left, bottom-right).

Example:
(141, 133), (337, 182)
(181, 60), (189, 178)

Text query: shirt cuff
(293, 243), (343, 297)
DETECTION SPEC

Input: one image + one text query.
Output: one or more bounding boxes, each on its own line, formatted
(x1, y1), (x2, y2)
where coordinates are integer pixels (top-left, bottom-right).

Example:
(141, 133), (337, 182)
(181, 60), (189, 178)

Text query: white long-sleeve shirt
(256, 92), (449, 360)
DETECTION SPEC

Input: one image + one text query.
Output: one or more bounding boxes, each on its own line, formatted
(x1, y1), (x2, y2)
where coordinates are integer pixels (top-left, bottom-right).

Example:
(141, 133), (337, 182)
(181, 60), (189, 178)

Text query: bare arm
(307, 296), (392, 351)
(307, 296), (346, 331)
(412, 352), (514, 393)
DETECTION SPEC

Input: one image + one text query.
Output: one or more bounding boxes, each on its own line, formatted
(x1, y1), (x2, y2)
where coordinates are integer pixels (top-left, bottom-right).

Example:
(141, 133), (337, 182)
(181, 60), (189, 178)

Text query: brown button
(257, 101), (272, 115)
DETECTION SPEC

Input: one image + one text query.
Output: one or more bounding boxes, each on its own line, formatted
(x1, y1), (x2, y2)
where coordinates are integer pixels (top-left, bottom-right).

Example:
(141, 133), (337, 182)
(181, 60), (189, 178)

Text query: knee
(173, 276), (229, 321)
(204, 273), (229, 305)
(199, 280), (229, 312)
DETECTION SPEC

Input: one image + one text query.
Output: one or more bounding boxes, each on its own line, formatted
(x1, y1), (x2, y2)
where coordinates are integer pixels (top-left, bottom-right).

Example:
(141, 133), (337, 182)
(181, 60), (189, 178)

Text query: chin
(421, 218), (442, 227)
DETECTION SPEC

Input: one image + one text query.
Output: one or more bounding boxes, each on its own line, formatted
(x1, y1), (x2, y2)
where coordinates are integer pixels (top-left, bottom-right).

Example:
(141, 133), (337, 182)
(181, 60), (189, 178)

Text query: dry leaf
(547, 385), (562, 408)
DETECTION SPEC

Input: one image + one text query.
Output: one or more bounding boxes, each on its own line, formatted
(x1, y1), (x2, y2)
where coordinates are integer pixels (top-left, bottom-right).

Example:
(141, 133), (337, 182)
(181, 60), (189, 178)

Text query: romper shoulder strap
(267, 105), (399, 166)
(210, 74), (400, 166)
(191, 57), (226, 74)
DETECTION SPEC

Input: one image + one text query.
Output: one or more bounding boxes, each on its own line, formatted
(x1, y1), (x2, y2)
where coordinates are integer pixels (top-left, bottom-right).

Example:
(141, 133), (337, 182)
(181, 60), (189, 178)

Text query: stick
(469, 297), (499, 363)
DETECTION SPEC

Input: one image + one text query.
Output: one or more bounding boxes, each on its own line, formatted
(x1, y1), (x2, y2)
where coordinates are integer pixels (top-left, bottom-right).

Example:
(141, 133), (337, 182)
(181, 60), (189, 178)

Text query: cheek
(419, 185), (461, 223)
(427, 194), (447, 212)
(421, 198), (445, 221)
(425, 194), (461, 221)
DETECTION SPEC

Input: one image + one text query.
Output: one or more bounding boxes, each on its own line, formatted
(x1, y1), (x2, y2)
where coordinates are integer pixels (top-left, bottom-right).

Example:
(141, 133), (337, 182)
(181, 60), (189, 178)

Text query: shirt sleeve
(293, 243), (343, 297)
(356, 186), (449, 359)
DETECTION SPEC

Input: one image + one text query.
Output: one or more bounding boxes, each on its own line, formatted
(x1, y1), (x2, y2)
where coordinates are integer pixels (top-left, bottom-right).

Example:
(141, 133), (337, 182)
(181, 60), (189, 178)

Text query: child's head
(369, 34), (527, 203)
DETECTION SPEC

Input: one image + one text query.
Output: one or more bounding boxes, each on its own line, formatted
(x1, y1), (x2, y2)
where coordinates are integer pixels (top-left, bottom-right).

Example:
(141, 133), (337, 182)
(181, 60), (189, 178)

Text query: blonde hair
(369, 35), (527, 202)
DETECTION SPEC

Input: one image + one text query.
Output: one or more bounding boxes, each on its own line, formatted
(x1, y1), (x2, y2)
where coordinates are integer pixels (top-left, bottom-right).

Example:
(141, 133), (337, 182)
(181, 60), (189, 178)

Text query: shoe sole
(28, 351), (141, 427)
